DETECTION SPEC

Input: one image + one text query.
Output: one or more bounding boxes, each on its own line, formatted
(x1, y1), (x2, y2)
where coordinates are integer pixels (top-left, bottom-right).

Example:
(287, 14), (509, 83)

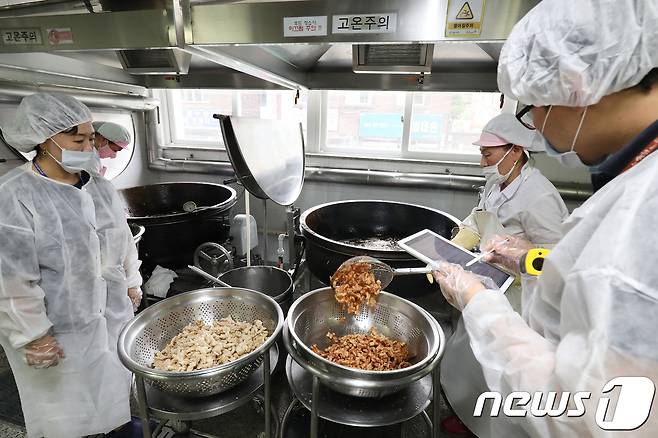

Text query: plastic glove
(433, 262), (496, 310)
(128, 287), (143, 313)
(482, 234), (535, 275)
(24, 334), (65, 369)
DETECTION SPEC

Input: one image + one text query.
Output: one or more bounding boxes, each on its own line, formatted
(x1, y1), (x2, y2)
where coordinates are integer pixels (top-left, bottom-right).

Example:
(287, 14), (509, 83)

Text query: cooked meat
(311, 328), (411, 371)
(152, 317), (268, 372)
(330, 261), (381, 314)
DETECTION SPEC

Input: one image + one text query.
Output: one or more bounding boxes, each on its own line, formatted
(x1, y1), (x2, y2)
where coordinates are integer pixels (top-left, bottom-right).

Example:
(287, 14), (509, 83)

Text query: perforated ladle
(335, 256), (432, 290)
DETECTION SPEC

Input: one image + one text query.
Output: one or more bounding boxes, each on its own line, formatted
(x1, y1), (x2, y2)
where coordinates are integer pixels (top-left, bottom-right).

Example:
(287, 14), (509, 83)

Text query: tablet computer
(398, 229), (514, 293)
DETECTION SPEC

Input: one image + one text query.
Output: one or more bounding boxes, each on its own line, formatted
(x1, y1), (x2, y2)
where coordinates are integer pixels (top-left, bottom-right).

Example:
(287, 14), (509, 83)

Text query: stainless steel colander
(118, 287), (284, 397)
(286, 287), (444, 398)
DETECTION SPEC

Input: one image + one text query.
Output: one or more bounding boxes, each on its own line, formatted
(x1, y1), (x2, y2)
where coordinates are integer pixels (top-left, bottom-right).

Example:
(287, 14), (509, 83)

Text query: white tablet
(398, 229), (514, 293)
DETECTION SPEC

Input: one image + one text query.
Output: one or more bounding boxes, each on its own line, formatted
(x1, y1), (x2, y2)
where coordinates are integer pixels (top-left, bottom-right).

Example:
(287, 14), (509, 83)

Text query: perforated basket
(286, 287), (443, 398)
(118, 287), (283, 397)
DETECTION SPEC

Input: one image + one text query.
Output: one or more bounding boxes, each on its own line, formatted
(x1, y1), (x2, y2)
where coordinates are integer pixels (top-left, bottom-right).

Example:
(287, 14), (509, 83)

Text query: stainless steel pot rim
(124, 182), (237, 221)
(218, 266), (294, 303)
(299, 199), (461, 252)
(287, 289), (442, 378)
(118, 287), (284, 380)
(283, 323), (443, 389)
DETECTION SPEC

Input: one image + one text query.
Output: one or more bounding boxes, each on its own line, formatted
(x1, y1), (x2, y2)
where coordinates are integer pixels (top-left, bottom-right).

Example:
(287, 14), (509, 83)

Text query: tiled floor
(0, 419), (26, 438)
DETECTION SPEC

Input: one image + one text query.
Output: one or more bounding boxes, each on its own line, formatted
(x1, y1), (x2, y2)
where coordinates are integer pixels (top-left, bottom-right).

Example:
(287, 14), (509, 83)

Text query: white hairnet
(3, 93), (92, 152)
(498, 0), (658, 107)
(476, 114), (541, 152)
(92, 121), (131, 148)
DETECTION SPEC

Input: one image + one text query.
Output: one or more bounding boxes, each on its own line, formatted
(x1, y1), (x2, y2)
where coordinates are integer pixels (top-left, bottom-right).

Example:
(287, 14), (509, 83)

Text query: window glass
(409, 92), (501, 154)
(324, 91), (406, 154)
(167, 89), (306, 147)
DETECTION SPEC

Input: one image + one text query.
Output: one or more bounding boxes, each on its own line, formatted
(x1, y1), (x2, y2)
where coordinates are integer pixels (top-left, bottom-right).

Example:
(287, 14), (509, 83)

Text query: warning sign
(456, 2), (474, 20)
(446, 0), (486, 38)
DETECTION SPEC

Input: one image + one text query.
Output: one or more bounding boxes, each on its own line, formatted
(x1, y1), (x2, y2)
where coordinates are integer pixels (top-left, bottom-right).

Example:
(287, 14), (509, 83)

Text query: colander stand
(282, 325), (444, 438)
(133, 343), (278, 438)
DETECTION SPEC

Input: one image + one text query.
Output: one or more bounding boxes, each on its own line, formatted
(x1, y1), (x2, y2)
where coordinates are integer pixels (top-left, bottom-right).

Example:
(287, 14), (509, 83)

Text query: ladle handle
(187, 265), (231, 287)
(393, 267), (433, 276)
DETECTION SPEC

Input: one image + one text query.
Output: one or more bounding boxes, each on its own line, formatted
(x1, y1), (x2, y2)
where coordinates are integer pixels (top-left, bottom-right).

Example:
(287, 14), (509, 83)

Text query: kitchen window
(163, 89), (307, 149)
(317, 90), (502, 159)
(159, 88), (503, 164)
(323, 91), (406, 155)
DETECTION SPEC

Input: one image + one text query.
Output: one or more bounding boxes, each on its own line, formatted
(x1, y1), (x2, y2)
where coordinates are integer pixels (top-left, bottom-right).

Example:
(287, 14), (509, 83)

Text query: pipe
(0, 85), (157, 111)
(149, 156), (592, 201)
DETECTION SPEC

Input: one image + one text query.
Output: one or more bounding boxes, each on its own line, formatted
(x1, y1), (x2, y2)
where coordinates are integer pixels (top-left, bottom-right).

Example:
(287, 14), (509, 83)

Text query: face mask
(47, 137), (99, 174)
(541, 106), (589, 169)
(482, 147), (517, 186)
(98, 144), (118, 159)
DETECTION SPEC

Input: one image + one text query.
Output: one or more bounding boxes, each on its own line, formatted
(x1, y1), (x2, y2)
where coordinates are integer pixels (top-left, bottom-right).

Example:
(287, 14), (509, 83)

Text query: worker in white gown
(442, 114), (568, 435)
(0, 93), (142, 438)
(434, 0), (658, 436)
(451, 113), (568, 311)
(452, 113), (567, 252)
(93, 120), (132, 177)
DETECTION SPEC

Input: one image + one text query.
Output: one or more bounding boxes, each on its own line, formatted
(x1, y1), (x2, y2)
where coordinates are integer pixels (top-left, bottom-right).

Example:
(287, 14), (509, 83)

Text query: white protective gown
(0, 163), (141, 438)
(460, 150), (658, 436)
(443, 163), (568, 438)
(462, 163), (568, 247)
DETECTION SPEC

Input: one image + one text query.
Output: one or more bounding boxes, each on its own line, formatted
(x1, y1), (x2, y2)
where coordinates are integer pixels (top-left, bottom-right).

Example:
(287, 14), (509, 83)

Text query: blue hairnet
(498, 0), (658, 107)
(4, 93), (92, 152)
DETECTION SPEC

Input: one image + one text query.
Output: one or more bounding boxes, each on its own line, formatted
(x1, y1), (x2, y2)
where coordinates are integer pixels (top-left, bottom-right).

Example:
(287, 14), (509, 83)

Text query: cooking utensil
(285, 287), (444, 398)
(335, 255), (431, 290)
(182, 201), (197, 212)
(300, 200), (458, 305)
(117, 287), (284, 397)
(118, 182), (237, 272)
(219, 266), (294, 315)
(216, 115), (305, 206)
(188, 264), (231, 287)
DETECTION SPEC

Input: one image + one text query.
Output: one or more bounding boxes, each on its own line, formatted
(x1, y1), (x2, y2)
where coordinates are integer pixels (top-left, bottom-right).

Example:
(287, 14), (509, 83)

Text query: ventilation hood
(353, 44), (434, 74)
(0, 0), (541, 92)
(117, 48), (191, 75)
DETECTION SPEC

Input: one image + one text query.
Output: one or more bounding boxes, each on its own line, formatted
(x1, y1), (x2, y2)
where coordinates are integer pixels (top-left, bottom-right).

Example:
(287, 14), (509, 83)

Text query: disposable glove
(24, 334), (65, 369)
(128, 287), (143, 313)
(482, 234), (534, 275)
(433, 262), (496, 310)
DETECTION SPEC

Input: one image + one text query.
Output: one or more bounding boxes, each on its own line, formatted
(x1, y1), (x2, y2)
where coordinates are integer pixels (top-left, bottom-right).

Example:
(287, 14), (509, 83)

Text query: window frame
(155, 88), (514, 167)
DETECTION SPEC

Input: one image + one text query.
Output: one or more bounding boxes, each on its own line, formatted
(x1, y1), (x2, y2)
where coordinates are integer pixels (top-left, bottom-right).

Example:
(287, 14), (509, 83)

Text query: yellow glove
(451, 227), (480, 251)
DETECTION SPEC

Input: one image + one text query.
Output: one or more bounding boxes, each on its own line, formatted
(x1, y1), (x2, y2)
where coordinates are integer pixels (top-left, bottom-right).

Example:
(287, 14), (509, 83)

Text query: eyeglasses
(516, 104), (535, 130)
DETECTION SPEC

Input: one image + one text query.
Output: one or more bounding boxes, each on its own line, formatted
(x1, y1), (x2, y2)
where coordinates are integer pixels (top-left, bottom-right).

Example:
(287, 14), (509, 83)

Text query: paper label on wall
(0, 28), (42, 45)
(332, 13), (397, 34)
(283, 16), (328, 37)
(47, 28), (74, 45)
(445, 0), (486, 38)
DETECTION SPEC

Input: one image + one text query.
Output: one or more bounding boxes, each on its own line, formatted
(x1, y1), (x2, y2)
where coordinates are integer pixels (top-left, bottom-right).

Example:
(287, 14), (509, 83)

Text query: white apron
(442, 193), (525, 437)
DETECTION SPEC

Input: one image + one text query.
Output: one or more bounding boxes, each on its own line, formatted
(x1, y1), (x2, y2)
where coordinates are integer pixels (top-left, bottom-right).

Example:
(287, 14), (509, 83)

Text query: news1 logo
(473, 377), (655, 431)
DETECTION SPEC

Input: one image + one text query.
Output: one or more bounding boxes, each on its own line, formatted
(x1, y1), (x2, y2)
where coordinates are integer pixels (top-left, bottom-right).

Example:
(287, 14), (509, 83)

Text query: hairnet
(498, 0), (658, 107)
(3, 93), (92, 152)
(473, 114), (540, 151)
(92, 121), (131, 149)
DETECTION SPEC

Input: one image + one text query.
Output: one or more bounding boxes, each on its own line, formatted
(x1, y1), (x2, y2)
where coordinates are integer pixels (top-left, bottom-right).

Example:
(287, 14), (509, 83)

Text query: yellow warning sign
(446, 0), (485, 38)
(456, 2), (474, 20)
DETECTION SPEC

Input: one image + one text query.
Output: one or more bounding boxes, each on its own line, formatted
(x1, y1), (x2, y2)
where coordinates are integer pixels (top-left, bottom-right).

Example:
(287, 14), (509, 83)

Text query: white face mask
(482, 147), (517, 186)
(47, 137), (99, 174)
(541, 106), (589, 169)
